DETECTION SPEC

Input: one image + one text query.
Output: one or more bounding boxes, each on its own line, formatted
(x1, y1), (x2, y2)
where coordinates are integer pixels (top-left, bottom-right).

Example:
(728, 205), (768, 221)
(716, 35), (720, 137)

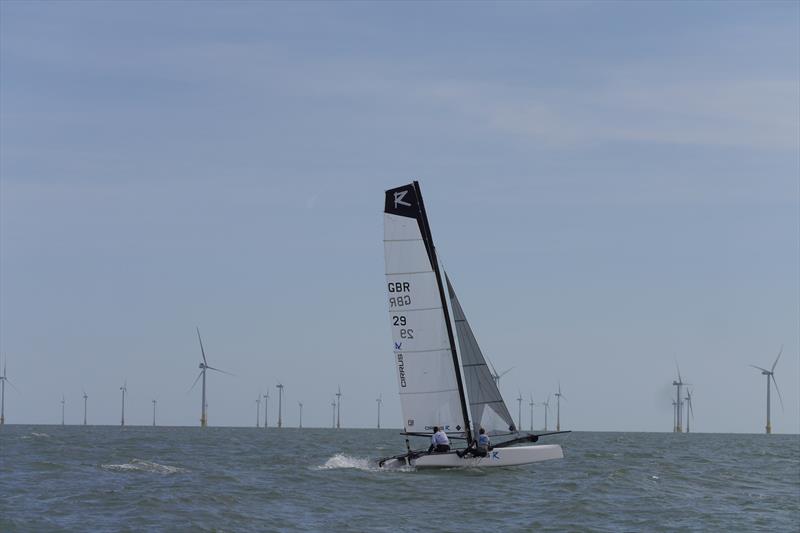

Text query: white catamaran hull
(383, 444), (564, 469)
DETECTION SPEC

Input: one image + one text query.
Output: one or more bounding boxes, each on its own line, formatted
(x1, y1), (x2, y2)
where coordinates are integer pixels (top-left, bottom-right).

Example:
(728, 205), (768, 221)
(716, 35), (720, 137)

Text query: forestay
(383, 183), (469, 437)
(446, 274), (517, 436)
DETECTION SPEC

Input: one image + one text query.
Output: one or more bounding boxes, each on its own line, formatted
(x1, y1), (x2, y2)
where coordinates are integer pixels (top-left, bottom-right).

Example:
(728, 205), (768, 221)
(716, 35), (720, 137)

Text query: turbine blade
(772, 375), (784, 410)
(771, 345), (783, 373)
(676, 361), (683, 383)
(196, 327), (207, 365)
(749, 365), (769, 373)
(205, 365), (234, 377)
(6, 378), (20, 393)
(188, 370), (203, 393)
(487, 357), (499, 377)
(499, 367), (514, 378)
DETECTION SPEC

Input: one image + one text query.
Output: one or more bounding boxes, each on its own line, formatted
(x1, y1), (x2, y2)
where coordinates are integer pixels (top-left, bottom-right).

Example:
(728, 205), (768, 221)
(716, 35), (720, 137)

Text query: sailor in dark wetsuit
(427, 426), (451, 453)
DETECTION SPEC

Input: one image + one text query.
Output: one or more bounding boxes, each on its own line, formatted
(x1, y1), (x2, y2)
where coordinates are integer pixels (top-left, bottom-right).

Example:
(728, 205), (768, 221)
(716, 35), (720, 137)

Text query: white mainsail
(446, 274), (517, 436)
(383, 183), (470, 437)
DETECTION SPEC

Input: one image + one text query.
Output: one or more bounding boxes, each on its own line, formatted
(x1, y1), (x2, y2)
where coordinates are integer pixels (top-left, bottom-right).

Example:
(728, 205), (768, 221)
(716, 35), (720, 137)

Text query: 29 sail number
(388, 281), (414, 339)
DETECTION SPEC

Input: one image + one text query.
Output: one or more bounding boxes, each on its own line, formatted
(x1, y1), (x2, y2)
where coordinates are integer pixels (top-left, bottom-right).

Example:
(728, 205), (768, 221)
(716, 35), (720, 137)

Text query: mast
(413, 181), (473, 444)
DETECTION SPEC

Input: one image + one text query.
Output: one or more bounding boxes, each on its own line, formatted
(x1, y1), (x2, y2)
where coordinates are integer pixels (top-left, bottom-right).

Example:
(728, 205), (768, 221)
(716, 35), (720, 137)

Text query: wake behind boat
(380, 181), (568, 469)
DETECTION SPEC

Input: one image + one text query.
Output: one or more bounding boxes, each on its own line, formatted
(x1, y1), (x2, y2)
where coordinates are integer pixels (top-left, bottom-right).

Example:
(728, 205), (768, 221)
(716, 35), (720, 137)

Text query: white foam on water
(318, 453), (376, 471)
(101, 459), (188, 475)
(317, 453), (415, 473)
(30, 432), (51, 438)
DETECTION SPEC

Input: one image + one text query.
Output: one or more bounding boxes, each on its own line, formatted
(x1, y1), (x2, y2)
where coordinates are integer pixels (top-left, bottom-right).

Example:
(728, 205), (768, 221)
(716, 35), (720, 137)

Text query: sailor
(427, 426), (451, 453)
(475, 427), (490, 457)
(458, 427), (490, 458)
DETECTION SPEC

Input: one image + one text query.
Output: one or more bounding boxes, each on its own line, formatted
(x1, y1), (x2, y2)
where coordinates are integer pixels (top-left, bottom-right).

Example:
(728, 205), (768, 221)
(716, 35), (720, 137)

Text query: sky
(1, 1), (798, 433)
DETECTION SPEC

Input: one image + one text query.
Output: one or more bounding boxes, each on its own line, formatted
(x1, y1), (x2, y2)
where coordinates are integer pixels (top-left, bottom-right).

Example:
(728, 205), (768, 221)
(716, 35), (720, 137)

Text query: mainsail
(446, 274), (517, 436)
(383, 182), (472, 440)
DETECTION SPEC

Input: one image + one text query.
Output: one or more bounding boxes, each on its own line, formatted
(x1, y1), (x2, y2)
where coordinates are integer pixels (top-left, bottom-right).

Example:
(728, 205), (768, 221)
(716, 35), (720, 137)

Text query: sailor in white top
(428, 426), (451, 453)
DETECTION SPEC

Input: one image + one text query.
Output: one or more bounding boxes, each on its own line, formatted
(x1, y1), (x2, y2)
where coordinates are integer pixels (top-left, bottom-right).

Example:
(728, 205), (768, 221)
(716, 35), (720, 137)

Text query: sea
(1, 426), (798, 532)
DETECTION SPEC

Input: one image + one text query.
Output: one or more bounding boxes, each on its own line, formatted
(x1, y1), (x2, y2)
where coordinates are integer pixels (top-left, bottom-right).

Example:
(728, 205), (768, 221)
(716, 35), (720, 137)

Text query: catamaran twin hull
(382, 181), (567, 469)
(380, 444), (564, 469)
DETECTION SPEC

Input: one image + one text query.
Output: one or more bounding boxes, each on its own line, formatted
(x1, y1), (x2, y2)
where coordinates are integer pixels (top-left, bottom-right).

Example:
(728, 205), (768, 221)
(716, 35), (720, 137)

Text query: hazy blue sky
(1, 1), (798, 433)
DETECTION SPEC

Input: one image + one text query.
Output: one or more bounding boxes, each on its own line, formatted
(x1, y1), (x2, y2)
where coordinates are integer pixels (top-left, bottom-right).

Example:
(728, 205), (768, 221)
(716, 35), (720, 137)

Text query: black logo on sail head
(393, 190), (411, 208)
(407, 419), (414, 427)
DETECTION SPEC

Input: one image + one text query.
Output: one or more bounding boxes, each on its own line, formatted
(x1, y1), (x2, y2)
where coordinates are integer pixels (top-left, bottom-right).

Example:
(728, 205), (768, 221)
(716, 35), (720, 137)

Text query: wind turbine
(1, 360), (19, 425)
(298, 401), (303, 429)
(255, 395), (261, 428)
(672, 363), (686, 433)
(376, 394), (382, 429)
(684, 389), (694, 433)
(152, 399), (157, 426)
(264, 389), (269, 429)
(190, 328), (232, 427)
(555, 382), (566, 431)
(542, 395), (551, 431)
(528, 394), (535, 432)
(335, 386), (342, 429)
(120, 380), (127, 426)
(82, 389), (88, 426)
(750, 346), (784, 434)
(487, 357), (513, 386)
(276, 382), (284, 428)
(516, 392), (523, 432)
(61, 394), (65, 425)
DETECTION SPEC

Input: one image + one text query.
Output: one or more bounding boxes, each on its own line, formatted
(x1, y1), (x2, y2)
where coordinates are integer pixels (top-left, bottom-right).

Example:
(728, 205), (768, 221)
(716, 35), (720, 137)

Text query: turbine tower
(684, 389), (694, 433)
(376, 394), (382, 429)
(331, 399), (336, 428)
(120, 380), (127, 426)
(516, 392), (523, 432)
(555, 382), (566, 431)
(191, 328), (232, 427)
(255, 395), (261, 428)
(672, 364), (686, 433)
(152, 399), (157, 426)
(1, 361), (17, 425)
(672, 399), (677, 431)
(264, 389), (269, 429)
(82, 389), (88, 426)
(61, 394), (65, 425)
(298, 402), (303, 429)
(276, 382), (284, 428)
(0, 361), (5, 425)
(750, 346), (784, 434)
(528, 394), (535, 432)
(335, 386), (342, 429)
(542, 395), (550, 431)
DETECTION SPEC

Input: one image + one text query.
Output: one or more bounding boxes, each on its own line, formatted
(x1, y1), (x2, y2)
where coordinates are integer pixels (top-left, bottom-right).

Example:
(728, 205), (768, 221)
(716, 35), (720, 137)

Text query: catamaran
(379, 181), (568, 469)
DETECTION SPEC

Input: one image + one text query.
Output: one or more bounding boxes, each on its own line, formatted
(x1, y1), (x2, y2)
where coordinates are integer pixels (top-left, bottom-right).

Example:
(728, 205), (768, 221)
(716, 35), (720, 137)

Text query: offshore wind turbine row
(0, 342), (788, 433)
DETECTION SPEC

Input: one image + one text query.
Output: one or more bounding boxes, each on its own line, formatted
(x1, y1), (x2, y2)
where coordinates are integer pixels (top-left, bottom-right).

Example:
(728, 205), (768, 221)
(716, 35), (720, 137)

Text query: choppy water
(1, 426), (798, 532)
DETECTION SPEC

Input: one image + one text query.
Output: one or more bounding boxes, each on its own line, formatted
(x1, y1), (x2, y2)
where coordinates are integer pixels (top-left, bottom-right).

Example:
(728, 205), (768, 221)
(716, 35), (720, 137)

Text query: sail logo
(393, 190), (411, 208)
(396, 353), (407, 387)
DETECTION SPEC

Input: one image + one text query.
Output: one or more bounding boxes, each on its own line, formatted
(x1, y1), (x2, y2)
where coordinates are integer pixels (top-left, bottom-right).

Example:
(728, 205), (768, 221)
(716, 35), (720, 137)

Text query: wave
(101, 459), (187, 475)
(317, 454), (382, 471)
(317, 453), (414, 472)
